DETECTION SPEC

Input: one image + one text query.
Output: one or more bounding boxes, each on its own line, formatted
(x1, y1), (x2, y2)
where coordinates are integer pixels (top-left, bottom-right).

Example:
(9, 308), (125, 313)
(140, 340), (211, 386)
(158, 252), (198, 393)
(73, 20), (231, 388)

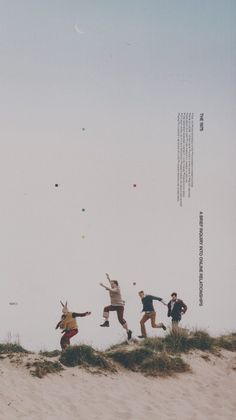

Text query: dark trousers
(60, 328), (78, 349)
(103, 305), (126, 326)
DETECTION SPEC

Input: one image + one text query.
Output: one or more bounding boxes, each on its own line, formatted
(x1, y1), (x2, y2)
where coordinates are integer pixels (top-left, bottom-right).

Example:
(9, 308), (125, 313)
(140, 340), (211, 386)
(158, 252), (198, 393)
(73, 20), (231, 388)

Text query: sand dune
(0, 349), (235, 420)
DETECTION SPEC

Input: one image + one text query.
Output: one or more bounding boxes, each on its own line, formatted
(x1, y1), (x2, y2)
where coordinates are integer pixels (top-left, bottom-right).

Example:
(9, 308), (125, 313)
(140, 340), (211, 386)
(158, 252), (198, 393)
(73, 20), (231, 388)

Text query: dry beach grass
(0, 330), (236, 419)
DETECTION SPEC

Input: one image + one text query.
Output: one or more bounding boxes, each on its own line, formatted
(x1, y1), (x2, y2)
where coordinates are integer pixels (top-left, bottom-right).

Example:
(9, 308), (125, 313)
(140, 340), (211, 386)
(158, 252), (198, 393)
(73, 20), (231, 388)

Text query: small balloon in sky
(133, 184), (137, 188)
(82, 208), (85, 212)
(55, 184), (59, 187)
(133, 282), (136, 286)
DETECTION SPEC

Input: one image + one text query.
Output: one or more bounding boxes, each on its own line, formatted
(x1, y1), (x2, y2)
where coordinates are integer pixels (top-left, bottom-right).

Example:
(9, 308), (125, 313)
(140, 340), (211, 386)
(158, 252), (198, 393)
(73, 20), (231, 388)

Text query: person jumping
(56, 301), (91, 350)
(138, 291), (167, 338)
(100, 273), (132, 341)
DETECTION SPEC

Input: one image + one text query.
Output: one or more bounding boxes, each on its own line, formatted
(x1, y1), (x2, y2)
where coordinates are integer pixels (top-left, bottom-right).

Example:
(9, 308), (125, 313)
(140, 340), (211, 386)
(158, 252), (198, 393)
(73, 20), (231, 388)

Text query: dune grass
(107, 346), (190, 376)
(106, 341), (132, 351)
(215, 333), (236, 352)
(26, 359), (63, 378)
(59, 345), (116, 372)
(39, 350), (61, 358)
(142, 329), (214, 353)
(0, 343), (28, 354)
(140, 353), (189, 376)
(105, 328), (235, 377)
(0, 329), (235, 378)
(108, 347), (153, 369)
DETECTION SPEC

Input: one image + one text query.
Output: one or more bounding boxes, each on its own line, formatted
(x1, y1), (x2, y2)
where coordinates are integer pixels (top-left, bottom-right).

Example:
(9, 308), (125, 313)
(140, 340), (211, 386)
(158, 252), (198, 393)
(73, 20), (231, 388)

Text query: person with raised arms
(100, 273), (132, 341)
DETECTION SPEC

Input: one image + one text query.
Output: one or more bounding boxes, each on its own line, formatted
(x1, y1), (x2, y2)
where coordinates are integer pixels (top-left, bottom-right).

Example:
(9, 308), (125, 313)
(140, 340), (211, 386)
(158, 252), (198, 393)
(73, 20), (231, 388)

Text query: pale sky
(0, 0), (236, 350)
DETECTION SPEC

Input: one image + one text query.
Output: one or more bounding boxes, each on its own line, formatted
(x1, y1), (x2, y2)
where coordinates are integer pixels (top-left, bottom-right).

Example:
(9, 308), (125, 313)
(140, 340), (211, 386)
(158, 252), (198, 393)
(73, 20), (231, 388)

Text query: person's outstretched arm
(151, 295), (168, 306)
(99, 282), (113, 292)
(105, 273), (112, 285)
(72, 312), (91, 318)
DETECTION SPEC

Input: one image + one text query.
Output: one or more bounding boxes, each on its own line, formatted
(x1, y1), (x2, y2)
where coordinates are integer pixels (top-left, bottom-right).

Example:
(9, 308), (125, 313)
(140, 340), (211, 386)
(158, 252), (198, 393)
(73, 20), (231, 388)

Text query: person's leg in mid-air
(101, 305), (132, 339)
(116, 306), (132, 340)
(139, 312), (166, 338)
(150, 312), (166, 330)
(60, 329), (78, 350)
(139, 313), (150, 338)
(60, 334), (70, 350)
(100, 305), (114, 327)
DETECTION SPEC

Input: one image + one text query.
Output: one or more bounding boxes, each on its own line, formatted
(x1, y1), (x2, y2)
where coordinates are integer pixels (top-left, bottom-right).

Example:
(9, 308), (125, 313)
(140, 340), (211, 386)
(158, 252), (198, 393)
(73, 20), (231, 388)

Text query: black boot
(127, 330), (132, 340)
(100, 320), (109, 327)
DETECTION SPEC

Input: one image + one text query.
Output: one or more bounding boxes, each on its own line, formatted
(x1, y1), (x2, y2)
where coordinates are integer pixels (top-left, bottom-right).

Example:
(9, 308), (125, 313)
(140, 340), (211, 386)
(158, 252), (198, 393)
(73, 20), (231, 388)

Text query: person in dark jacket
(138, 291), (167, 338)
(167, 292), (187, 327)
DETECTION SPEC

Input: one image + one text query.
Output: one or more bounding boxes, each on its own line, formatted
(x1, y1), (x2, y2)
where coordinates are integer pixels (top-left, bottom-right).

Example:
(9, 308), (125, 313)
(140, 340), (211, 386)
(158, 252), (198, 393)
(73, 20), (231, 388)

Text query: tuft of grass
(108, 347), (153, 370)
(163, 329), (192, 353)
(142, 329), (214, 354)
(0, 343), (28, 354)
(189, 329), (214, 351)
(142, 337), (165, 352)
(39, 350), (61, 358)
(215, 334), (236, 352)
(107, 346), (189, 376)
(140, 352), (190, 377)
(26, 359), (63, 378)
(106, 341), (130, 351)
(60, 345), (116, 372)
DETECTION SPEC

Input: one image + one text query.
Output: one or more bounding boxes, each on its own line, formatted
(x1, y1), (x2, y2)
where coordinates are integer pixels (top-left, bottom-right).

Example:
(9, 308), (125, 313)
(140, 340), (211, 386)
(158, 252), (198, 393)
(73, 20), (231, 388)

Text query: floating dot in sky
(9, 302), (18, 305)
(82, 208), (85, 212)
(133, 282), (136, 286)
(81, 235), (85, 239)
(82, 128), (85, 131)
(133, 184), (137, 188)
(55, 184), (59, 187)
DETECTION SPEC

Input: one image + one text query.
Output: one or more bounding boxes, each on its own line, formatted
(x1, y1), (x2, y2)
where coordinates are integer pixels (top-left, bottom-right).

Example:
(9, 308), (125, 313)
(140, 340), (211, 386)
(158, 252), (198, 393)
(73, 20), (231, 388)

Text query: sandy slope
(0, 350), (236, 420)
